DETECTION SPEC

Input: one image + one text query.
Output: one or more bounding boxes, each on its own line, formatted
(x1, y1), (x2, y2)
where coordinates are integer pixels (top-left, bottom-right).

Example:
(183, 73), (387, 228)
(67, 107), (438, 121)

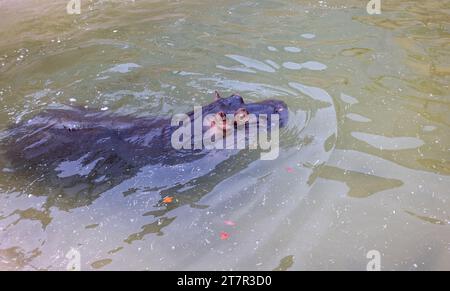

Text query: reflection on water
(0, 0), (449, 270)
(351, 132), (424, 150)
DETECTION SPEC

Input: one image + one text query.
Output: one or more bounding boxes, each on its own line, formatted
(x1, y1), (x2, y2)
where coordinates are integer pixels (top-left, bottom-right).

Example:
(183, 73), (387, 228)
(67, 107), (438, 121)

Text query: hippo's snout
(242, 99), (289, 128)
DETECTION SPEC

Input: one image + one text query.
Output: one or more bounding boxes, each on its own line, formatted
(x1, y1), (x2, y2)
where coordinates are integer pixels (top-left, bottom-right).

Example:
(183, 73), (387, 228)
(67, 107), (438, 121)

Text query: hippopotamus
(0, 92), (288, 210)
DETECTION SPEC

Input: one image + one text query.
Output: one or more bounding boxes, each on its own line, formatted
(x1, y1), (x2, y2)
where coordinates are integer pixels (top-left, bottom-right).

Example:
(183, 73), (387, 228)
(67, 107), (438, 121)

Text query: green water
(0, 0), (449, 270)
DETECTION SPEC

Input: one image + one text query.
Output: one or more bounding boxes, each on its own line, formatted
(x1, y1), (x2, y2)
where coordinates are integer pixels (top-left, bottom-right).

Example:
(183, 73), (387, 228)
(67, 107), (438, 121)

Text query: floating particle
(163, 196), (174, 203)
(224, 220), (236, 226)
(220, 231), (230, 240)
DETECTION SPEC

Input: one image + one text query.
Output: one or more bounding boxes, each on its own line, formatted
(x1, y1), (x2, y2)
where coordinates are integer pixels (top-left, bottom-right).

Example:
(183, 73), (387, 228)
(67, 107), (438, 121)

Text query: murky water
(0, 0), (449, 270)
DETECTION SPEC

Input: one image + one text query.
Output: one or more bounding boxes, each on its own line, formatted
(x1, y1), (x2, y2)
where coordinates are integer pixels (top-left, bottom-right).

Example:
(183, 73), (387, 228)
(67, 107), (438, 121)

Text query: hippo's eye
(234, 108), (249, 125)
(215, 111), (226, 121)
(211, 111), (231, 133)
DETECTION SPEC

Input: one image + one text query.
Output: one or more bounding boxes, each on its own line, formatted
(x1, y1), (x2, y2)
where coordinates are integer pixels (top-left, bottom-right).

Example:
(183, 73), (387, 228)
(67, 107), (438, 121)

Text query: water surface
(0, 0), (449, 270)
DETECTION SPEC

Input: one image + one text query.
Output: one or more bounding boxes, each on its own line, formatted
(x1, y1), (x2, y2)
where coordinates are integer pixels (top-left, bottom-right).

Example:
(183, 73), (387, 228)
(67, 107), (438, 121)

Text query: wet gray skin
(0, 92), (288, 210)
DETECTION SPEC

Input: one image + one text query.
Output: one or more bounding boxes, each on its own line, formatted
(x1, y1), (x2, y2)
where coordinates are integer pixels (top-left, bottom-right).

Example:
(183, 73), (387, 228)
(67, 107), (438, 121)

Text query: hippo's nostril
(274, 105), (286, 114)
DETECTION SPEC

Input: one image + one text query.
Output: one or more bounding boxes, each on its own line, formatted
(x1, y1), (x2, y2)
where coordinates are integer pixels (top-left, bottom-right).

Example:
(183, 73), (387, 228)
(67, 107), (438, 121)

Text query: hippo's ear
(214, 91), (222, 101)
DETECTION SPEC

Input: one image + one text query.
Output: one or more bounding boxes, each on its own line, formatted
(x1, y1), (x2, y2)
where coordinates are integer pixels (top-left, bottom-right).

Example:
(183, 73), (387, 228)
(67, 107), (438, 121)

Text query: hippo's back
(1, 106), (171, 180)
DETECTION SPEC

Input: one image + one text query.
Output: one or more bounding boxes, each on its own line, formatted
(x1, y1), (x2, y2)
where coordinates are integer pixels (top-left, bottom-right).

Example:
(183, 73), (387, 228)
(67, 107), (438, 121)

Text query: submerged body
(0, 92), (288, 209)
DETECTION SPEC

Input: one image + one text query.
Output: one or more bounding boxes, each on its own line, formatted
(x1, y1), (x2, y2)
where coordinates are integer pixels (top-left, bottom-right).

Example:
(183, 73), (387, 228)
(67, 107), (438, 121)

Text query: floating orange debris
(163, 196), (174, 203)
(285, 166), (294, 173)
(220, 231), (230, 240)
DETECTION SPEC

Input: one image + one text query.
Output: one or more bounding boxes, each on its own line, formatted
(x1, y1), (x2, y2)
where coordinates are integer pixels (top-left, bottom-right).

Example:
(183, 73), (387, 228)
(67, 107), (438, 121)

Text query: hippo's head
(193, 92), (288, 135)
